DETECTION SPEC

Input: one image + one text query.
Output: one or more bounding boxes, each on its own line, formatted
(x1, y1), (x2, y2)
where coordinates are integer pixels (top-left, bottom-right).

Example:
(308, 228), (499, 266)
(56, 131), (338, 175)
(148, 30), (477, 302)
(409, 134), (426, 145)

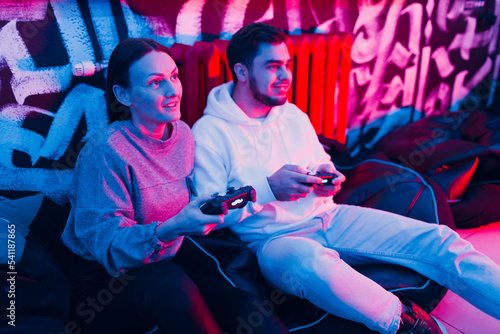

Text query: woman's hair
(226, 23), (286, 84)
(106, 38), (172, 124)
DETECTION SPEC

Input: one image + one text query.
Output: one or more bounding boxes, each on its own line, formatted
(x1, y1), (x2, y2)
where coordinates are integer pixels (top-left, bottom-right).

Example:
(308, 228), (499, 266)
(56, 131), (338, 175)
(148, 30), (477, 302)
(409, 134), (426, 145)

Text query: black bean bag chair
(374, 110), (500, 228)
(0, 195), (72, 334)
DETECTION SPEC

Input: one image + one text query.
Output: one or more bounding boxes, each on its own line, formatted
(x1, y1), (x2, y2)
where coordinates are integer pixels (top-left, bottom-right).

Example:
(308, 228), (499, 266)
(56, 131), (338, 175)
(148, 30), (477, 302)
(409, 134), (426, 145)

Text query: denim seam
(389, 298), (402, 334)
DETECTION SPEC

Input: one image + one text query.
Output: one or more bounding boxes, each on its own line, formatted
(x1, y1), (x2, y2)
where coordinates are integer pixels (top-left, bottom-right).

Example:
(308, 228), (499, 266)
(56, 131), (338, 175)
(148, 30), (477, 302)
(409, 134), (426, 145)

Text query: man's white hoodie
(192, 82), (336, 244)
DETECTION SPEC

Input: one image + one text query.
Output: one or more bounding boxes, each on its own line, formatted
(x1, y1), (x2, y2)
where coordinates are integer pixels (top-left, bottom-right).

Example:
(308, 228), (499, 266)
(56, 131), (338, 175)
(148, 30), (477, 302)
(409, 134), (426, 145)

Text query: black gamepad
(303, 172), (338, 186)
(200, 186), (256, 215)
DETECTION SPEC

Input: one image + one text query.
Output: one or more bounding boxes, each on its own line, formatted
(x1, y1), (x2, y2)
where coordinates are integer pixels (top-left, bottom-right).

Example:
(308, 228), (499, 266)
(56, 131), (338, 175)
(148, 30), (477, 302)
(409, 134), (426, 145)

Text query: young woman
(61, 38), (289, 334)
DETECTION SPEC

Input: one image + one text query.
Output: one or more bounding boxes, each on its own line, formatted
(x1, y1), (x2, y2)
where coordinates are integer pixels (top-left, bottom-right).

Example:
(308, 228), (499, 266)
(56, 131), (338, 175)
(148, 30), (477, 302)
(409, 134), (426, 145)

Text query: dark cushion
(333, 159), (455, 229)
(375, 110), (500, 228)
(0, 195), (72, 330)
(0, 193), (44, 263)
(25, 196), (73, 274)
(174, 230), (264, 298)
(0, 316), (66, 334)
(428, 157), (478, 201)
(320, 135), (455, 229)
(1, 239), (69, 322)
(450, 183), (500, 229)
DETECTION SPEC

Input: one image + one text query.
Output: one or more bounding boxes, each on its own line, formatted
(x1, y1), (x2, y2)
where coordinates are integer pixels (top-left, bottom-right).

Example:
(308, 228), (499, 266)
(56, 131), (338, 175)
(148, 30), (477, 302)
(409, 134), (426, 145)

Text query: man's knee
(259, 238), (341, 296)
(262, 237), (340, 269)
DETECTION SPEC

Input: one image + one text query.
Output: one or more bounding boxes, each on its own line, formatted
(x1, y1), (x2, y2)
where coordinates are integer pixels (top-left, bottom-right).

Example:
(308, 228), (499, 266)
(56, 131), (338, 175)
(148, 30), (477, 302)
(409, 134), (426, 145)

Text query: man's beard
(249, 73), (288, 107)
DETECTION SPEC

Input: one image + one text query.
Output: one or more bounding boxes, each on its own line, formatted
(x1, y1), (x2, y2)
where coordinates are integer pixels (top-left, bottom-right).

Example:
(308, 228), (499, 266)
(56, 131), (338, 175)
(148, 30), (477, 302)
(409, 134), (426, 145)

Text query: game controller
(200, 186), (256, 215)
(303, 172), (338, 186)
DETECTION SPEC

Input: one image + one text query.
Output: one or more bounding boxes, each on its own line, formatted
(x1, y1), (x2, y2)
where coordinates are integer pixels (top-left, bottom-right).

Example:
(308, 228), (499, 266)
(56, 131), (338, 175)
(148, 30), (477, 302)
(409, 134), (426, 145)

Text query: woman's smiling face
(124, 50), (182, 132)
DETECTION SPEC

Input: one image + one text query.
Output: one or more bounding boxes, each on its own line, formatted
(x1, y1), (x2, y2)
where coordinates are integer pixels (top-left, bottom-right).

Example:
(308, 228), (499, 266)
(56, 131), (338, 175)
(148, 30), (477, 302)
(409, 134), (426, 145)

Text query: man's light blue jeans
(250, 204), (500, 333)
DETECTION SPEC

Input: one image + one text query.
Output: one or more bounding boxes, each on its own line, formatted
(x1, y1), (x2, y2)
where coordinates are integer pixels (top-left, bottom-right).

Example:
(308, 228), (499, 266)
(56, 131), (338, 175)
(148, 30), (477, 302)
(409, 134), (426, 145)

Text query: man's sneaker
(397, 299), (444, 334)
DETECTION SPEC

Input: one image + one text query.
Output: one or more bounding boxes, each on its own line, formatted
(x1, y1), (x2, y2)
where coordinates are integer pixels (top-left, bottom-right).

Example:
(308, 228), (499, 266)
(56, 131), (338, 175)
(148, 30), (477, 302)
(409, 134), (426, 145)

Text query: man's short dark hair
(226, 23), (286, 84)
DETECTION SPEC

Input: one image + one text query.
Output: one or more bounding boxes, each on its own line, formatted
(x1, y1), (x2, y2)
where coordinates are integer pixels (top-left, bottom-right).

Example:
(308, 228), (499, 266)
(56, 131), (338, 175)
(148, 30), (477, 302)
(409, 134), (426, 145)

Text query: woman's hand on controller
(154, 195), (223, 241)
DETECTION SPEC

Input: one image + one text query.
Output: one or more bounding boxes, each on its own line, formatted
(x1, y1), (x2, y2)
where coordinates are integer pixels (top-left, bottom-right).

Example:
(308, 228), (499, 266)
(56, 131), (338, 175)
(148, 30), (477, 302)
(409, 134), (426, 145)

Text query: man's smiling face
(247, 42), (292, 108)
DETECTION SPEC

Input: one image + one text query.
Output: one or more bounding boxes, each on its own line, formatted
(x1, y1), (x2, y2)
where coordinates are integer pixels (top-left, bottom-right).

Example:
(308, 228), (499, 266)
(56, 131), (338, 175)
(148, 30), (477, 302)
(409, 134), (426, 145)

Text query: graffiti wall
(343, 0), (500, 153)
(1, 0), (499, 203)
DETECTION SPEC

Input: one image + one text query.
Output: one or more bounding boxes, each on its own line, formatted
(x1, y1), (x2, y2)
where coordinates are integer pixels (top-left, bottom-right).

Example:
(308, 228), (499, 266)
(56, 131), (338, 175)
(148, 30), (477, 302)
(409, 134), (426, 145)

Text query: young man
(192, 23), (500, 334)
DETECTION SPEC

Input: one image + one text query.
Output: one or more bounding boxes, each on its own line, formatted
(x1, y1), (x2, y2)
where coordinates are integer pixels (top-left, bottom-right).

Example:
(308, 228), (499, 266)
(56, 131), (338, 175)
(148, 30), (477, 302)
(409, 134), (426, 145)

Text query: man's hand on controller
(313, 164), (345, 198)
(267, 164), (323, 201)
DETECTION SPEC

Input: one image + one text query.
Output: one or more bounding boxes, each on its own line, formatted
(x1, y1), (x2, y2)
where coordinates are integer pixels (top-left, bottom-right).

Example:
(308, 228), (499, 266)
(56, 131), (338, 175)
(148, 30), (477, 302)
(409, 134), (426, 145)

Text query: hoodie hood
(204, 82), (288, 127)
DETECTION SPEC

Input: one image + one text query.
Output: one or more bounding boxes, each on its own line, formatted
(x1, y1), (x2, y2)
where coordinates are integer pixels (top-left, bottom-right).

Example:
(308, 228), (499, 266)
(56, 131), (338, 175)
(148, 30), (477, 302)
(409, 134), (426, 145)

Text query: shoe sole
(430, 315), (448, 334)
